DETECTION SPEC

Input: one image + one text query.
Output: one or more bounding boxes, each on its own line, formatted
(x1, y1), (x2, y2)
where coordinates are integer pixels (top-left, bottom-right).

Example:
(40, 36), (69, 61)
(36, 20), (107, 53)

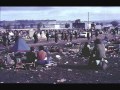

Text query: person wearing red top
(36, 45), (49, 65)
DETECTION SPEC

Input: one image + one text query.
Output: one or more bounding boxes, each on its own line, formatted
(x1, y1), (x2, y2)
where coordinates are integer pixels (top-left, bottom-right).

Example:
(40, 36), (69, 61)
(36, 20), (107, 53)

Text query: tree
(111, 21), (119, 27)
(65, 23), (70, 28)
(37, 22), (42, 30)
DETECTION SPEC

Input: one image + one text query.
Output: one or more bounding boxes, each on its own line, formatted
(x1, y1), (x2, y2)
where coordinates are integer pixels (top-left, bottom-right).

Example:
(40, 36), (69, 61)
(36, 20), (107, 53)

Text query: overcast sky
(0, 7), (120, 21)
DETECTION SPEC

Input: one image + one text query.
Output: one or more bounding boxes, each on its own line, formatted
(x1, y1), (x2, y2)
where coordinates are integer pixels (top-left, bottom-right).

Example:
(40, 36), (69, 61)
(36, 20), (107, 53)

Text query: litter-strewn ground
(0, 34), (120, 83)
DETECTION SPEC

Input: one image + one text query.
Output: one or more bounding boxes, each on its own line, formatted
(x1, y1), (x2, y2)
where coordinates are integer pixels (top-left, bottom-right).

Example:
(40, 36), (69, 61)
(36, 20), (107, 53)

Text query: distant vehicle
(79, 32), (91, 38)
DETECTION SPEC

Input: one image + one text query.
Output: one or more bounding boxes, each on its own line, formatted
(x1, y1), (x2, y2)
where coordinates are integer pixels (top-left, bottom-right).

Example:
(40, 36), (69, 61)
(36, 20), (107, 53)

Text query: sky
(0, 7), (120, 21)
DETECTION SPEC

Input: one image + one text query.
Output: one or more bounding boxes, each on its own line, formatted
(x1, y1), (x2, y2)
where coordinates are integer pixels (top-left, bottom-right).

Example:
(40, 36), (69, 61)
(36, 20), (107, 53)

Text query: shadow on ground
(57, 64), (99, 70)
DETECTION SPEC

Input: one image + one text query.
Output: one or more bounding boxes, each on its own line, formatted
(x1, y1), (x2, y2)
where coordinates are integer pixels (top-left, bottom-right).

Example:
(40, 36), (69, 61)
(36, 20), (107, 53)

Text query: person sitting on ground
(81, 42), (91, 58)
(88, 39), (107, 69)
(21, 47), (37, 69)
(23, 47), (37, 63)
(36, 45), (50, 66)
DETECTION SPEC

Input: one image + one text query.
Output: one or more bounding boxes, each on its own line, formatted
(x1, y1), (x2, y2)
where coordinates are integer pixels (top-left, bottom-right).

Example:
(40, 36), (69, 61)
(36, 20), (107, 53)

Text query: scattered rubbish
(95, 71), (98, 73)
(53, 82), (56, 84)
(53, 71), (57, 74)
(96, 60), (100, 65)
(62, 52), (67, 55)
(76, 73), (79, 75)
(69, 54), (73, 56)
(104, 60), (108, 63)
(72, 56), (75, 58)
(96, 80), (99, 82)
(46, 63), (52, 67)
(0, 67), (4, 70)
(30, 76), (33, 79)
(38, 75), (41, 77)
(110, 74), (113, 76)
(46, 66), (49, 68)
(113, 55), (116, 57)
(26, 80), (30, 83)
(64, 61), (68, 64)
(68, 69), (72, 71)
(74, 62), (77, 64)
(56, 55), (61, 59)
(57, 78), (66, 83)
(14, 69), (18, 72)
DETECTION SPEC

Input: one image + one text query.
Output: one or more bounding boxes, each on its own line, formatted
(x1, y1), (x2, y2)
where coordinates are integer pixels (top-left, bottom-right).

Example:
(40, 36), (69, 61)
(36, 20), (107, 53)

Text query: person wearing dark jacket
(55, 31), (58, 43)
(2, 33), (7, 46)
(81, 42), (90, 57)
(46, 31), (49, 41)
(95, 31), (98, 38)
(14, 34), (19, 43)
(61, 31), (64, 40)
(33, 32), (38, 43)
(87, 32), (90, 41)
(23, 47), (37, 69)
(70, 32), (73, 42)
(75, 31), (77, 39)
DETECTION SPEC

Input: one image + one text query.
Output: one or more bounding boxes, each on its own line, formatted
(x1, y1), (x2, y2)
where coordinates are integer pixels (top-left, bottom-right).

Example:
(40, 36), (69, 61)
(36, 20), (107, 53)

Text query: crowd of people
(0, 30), (30, 46)
(0, 27), (120, 70)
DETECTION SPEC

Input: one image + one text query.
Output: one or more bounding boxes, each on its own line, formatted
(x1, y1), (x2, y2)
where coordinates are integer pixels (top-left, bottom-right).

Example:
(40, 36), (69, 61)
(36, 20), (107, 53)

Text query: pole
(88, 12), (89, 30)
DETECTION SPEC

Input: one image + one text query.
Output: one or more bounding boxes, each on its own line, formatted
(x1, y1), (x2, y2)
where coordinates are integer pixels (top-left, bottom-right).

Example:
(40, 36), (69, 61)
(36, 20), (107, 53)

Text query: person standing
(112, 29), (116, 39)
(61, 31), (64, 40)
(70, 32), (73, 42)
(33, 31), (38, 43)
(64, 32), (67, 41)
(55, 31), (58, 44)
(75, 31), (78, 39)
(46, 31), (49, 42)
(95, 30), (98, 38)
(87, 32), (90, 41)
(14, 32), (19, 43)
(66, 32), (69, 42)
(2, 33), (7, 46)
